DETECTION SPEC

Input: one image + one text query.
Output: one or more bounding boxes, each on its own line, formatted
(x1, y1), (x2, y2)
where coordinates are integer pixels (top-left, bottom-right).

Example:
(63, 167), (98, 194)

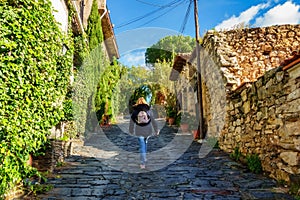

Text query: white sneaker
(140, 164), (146, 169)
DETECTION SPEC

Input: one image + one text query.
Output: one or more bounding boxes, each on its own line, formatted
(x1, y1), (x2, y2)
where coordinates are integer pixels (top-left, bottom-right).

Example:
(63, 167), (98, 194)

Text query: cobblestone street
(34, 119), (295, 200)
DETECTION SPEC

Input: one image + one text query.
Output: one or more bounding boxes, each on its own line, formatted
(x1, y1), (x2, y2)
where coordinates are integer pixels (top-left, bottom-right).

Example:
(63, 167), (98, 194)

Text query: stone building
(51, 0), (119, 61)
(170, 53), (197, 115)
(172, 24), (300, 183)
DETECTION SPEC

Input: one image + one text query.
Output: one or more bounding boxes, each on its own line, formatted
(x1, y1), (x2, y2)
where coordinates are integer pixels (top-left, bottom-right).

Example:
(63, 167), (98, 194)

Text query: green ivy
(0, 0), (72, 196)
(73, 35), (89, 70)
(65, 0), (106, 135)
(230, 147), (242, 162)
(80, 0), (124, 127)
(87, 0), (103, 50)
(72, 38), (108, 133)
(64, 34), (89, 136)
(95, 61), (125, 123)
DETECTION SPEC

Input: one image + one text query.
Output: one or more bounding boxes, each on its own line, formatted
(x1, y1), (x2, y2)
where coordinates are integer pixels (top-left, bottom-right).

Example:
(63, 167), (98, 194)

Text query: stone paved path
(34, 119), (295, 200)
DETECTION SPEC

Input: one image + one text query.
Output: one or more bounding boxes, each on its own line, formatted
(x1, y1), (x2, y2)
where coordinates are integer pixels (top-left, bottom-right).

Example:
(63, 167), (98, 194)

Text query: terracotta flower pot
(168, 117), (175, 125)
(192, 129), (199, 139)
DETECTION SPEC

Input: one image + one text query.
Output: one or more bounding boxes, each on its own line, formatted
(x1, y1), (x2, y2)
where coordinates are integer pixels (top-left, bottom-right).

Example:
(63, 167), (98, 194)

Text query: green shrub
(25, 183), (53, 196)
(246, 154), (262, 174)
(230, 147), (241, 161)
(289, 183), (300, 197)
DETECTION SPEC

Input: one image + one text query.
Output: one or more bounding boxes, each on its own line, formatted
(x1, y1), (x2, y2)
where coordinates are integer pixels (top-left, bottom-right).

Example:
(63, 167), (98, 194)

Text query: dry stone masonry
(220, 62), (300, 183)
(202, 24), (300, 91)
(200, 24), (300, 183)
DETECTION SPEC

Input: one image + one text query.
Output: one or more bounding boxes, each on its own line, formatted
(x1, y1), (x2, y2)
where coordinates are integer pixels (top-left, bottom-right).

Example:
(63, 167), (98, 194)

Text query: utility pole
(193, 0), (204, 139)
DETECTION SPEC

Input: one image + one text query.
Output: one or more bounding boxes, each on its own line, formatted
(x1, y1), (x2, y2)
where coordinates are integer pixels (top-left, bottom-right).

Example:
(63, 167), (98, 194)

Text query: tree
(117, 65), (151, 115)
(149, 61), (173, 92)
(145, 35), (196, 65)
(86, 0), (103, 50)
(128, 85), (152, 114)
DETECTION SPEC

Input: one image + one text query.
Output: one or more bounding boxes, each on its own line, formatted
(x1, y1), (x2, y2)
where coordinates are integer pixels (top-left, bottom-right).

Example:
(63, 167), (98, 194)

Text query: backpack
(136, 110), (151, 125)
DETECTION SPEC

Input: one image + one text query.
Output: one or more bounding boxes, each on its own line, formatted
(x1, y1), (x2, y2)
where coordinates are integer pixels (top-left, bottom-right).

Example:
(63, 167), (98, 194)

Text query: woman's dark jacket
(129, 104), (158, 137)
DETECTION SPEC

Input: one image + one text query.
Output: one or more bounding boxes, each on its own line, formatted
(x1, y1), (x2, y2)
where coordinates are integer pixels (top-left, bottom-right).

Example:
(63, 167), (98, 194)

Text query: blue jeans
(138, 137), (147, 165)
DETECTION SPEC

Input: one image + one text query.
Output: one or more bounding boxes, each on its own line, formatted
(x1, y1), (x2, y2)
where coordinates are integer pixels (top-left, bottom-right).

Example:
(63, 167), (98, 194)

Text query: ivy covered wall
(0, 0), (124, 196)
(72, 0), (124, 131)
(0, 0), (73, 196)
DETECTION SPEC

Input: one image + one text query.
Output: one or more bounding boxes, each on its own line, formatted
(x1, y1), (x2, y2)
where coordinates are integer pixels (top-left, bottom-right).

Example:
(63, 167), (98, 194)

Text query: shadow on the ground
(101, 122), (178, 153)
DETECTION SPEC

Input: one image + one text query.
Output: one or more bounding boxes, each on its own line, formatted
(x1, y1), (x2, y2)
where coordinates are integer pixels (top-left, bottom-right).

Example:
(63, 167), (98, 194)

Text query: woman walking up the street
(129, 97), (159, 169)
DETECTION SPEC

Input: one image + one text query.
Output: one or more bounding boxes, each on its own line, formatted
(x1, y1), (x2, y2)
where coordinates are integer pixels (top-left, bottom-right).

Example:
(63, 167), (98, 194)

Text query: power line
(135, 0), (164, 7)
(115, 0), (185, 29)
(116, 0), (183, 29)
(138, 0), (186, 27)
(179, 0), (192, 34)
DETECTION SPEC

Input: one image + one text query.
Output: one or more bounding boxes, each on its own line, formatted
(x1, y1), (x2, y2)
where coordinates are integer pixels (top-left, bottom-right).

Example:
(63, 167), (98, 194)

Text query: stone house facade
(170, 53), (197, 116)
(171, 24), (300, 183)
(71, 0), (119, 61)
(198, 24), (300, 183)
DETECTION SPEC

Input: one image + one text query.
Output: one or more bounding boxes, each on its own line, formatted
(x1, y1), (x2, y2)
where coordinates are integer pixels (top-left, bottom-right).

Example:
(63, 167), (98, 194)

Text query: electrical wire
(179, 0), (192, 34)
(135, 0), (164, 7)
(115, 0), (185, 29)
(116, 0), (182, 29)
(138, 0), (186, 27)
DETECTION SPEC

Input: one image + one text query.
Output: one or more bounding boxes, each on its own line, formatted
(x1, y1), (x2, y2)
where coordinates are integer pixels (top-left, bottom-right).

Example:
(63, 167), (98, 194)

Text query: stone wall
(193, 47), (227, 138)
(202, 24), (300, 91)
(219, 62), (300, 182)
(32, 138), (84, 172)
(199, 24), (300, 183)
(32, 140), (72, 172)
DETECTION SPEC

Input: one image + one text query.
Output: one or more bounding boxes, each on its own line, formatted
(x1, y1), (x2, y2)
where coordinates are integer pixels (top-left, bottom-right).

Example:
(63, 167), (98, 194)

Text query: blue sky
(107, 0), (300, 66)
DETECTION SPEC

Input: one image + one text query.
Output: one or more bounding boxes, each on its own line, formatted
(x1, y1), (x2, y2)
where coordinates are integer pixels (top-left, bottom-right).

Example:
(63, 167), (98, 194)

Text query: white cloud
(215, 1), (300, 31)
(254, 1), (300, 27)
(215, 3), (269, 31)
(120, 50), (146, 67)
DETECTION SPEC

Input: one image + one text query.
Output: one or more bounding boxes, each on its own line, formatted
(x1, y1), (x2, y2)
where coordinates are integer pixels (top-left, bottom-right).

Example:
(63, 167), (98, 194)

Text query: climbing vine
(0, 0), (72, 196)
(74, 0), (124, 127)
(72, 45), (109, 132)
(71, 0), (108, 133)
(86, 0), (103, 50)
(95, 61), (126, 123)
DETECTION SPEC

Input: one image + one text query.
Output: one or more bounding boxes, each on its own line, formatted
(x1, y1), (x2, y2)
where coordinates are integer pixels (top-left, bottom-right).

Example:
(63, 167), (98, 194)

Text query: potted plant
(189, 116), (199, 139)
(164, 93), (177, 125)
(166, 107), (176, 125)
(179, 112), (192, 132)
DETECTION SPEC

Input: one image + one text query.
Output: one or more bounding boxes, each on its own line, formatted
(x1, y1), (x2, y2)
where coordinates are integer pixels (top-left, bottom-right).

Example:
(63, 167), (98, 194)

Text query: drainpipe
(100, 0), (107, 19)
(100, 7), (107, 19)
